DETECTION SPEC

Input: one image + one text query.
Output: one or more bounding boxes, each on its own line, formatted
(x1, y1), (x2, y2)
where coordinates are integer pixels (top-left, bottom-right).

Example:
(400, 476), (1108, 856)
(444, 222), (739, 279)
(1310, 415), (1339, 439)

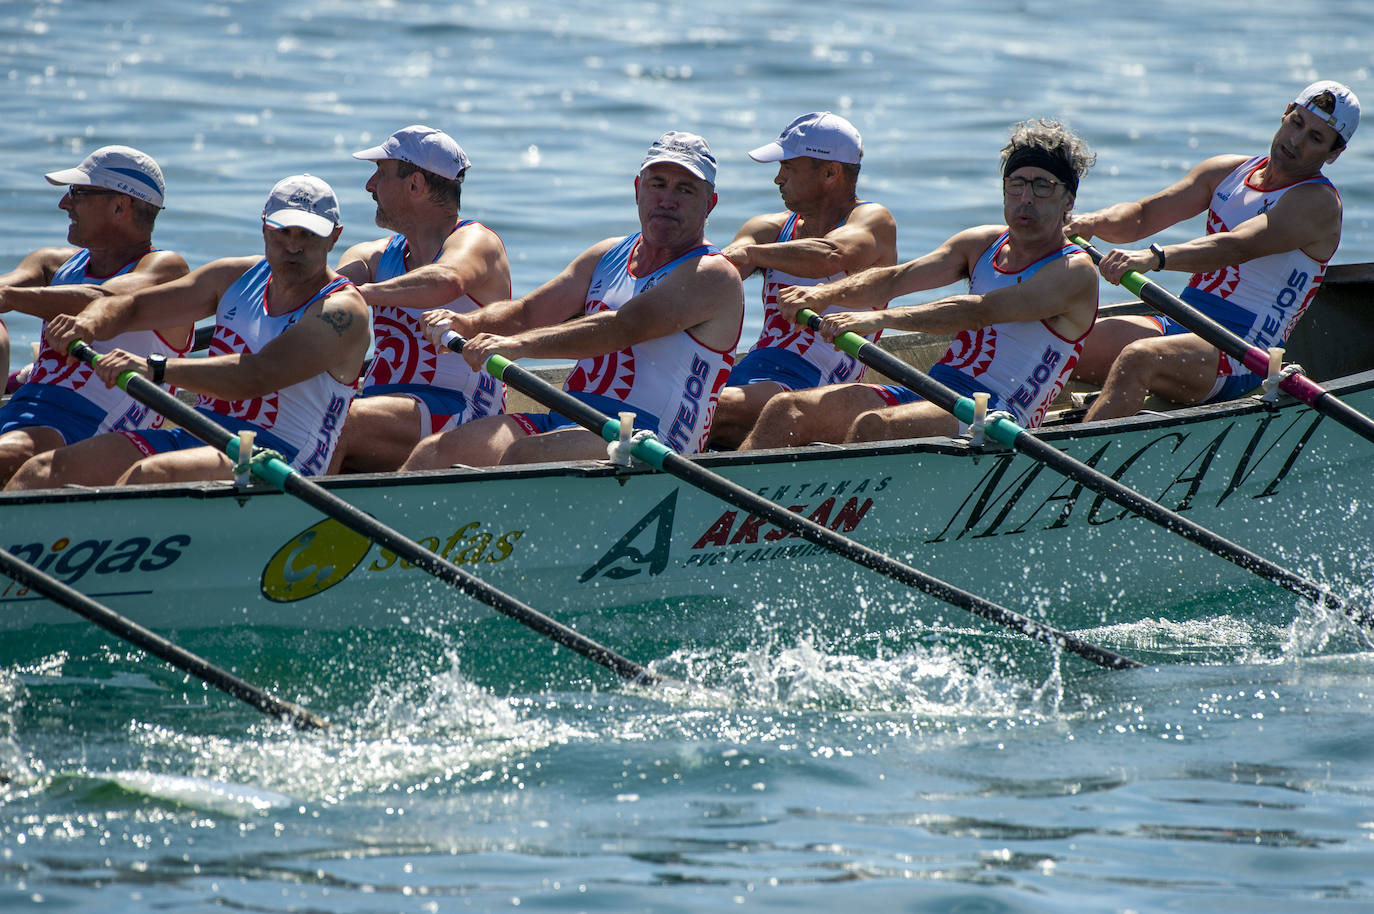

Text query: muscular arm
(0, 248), (189, 320)
(774, 226), (986, 322)
(161, 284), (370, 398)
(720, 213), (789, 279)
(343, 224), (512, 312)
(464, 252), (743, 366)
(46, 257), (254, 352)
(726, 203), (898, 281)
(1066, 154), (1248, 243)
(1149, 181), (1342, 275)
(865, 251), (1097, 335)
(424, 240), (614, 347)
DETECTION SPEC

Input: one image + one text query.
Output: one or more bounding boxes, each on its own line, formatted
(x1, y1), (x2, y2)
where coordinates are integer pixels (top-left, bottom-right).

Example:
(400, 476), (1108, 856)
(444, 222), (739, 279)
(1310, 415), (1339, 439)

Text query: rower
(738, 118), (1099, 449)
(1069, 80), (1358, 421)
(400, 131), (744, 469)
(7, 175), (370, 489)
(0, 146), (192, 484)
(328, 125), (513, 473)
(708, 111), (898, 448)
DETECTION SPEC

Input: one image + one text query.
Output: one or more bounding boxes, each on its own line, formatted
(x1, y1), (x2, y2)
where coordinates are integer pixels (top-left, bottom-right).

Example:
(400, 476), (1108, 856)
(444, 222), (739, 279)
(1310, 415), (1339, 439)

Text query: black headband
(1003, 146), (1078, 195)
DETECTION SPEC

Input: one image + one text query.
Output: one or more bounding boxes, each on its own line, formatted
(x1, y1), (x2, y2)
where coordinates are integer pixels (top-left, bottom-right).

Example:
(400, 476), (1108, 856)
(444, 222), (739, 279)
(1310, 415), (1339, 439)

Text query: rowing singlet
(747, 204), (881, 384)
(196, 260), (358, 474)
(564, 234), (739, 454)
(1183, 155), (1336, 349)
(361, 221), (508, 420)
(933, 233), (1093, 428)
(26, 249), (190, 433)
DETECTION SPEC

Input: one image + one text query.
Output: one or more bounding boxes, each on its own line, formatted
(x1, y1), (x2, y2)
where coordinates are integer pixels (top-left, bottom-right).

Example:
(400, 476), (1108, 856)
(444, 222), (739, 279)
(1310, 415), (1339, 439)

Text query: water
(3, 0), (1374, 910)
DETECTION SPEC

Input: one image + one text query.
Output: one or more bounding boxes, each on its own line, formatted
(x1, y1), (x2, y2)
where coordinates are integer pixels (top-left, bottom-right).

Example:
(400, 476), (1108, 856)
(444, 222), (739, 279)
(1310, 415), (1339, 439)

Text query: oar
(439, 330), (1142, 671)
(0, 547), (328, 730)
(67, 342), (665, 689)
(1070, 234), (1374, 446)
(792, 308), (1370, 630)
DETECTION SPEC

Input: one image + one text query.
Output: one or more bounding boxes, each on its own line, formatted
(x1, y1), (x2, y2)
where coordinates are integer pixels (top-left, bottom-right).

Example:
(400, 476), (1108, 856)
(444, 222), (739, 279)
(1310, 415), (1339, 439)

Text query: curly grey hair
(999, 118), (1096, 187)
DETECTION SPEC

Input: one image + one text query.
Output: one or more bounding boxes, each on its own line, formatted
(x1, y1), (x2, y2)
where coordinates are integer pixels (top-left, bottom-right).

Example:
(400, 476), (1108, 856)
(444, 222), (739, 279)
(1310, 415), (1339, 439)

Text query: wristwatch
(1148, 243), (1167, 272)
(147, 353), (167, 384)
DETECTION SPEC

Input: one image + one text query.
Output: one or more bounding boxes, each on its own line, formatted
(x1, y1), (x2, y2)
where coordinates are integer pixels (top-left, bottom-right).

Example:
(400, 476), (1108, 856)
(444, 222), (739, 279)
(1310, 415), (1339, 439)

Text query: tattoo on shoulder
(317, 308), (354, 337)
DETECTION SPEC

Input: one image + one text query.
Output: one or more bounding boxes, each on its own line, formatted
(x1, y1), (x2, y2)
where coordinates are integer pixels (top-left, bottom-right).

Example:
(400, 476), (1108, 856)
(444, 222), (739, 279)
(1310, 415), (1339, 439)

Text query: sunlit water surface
(3, 1), (1374, 910)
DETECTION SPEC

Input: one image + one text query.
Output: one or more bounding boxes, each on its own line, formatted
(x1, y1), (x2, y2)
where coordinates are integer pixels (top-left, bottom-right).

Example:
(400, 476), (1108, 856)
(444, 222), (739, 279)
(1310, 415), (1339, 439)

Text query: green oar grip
(1068, 235), (1150, 297)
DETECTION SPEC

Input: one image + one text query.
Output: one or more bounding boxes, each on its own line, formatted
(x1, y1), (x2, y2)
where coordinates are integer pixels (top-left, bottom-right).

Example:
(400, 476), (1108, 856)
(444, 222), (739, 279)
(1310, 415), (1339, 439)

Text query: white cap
(748, 111), (863, 165)
(640, 131), (717, 185)
(1294, 80), (1360, 144)
(353, 125), (472, 182)
(261, 174), (341, 237)
(45, 145), (166, 207)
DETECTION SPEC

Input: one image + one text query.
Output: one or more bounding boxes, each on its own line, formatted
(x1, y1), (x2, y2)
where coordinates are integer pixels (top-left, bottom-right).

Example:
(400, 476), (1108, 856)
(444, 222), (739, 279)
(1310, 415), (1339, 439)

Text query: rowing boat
(4, 264), (1373, 640)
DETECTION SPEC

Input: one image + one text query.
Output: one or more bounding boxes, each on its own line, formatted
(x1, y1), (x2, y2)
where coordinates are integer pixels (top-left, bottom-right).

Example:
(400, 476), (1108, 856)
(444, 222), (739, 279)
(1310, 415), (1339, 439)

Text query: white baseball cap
(640, 131), (717, 185)
(45, 145), (166, 207)
(353, 125), (472, 182)
(262, 174), (341, 237)
(1294, 80), (1360, 144)
(749, 111), (863, 165)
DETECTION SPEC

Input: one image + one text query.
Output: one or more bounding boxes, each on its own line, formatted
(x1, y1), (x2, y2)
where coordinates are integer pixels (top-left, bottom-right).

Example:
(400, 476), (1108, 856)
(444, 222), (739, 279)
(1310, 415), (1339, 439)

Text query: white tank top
(935, 232), (1093, 428)
(28, 248), (191, 432)
(361, 220), (508, 420)
(1184, 155), (1336, 348)
(748, 203), (881, 384)
(564, 234), (739, 454)
(196, 259), (358, 474)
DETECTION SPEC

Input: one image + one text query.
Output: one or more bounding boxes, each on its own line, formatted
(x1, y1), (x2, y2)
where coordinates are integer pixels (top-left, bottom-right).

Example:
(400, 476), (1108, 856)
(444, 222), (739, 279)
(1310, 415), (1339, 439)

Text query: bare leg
(846, 401), (959, 443)
(401, 414), (528, 470)
(119, 447), (236, 485)
(0, 320), (10, 388)
(500, 427), (612, 465)
(707, 381), (785, 450)
(738, 383), (890, 450)
(0, 426), (66, 486)
(329, 395), (424, 473)
(1071, 315), (1164, 385)
(1084, 333), (1221, 422)
(6, 432), (146, 490)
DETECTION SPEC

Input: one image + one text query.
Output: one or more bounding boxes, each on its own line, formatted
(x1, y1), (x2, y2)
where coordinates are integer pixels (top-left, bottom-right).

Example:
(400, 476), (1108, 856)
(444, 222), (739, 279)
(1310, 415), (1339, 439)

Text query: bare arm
(461, 251), (743, 368)
(344, 224), (512, 312)
(0, 248), (74, 295)
(0, 248), (189, 320)
(333, 238), (386, 285)
(719, 212), (789, 279)
(774, 226), (987, 323)
(1091, 172), (1340, 284)
(1147, 181), (1341, 274)
(817, 247), (1098, 341)
(1065, 154), (1248, 243)
(45, 257), (256, 353)
(99, 283), (371, 398)
(726, 203), (898, 280)
(421, 239), (615, 346)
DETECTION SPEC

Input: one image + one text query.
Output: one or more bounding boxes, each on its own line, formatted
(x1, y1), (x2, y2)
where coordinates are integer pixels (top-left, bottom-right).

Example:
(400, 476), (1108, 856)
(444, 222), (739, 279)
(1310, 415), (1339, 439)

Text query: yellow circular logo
(260, 518), (373, 603)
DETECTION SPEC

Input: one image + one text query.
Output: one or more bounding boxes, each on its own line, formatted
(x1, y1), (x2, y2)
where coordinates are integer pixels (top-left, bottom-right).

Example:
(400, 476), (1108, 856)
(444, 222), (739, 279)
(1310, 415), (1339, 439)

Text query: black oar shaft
(71, 343), (662, 688)
(278, 473), (656, 682)
(1073, 236), (1374, 445)
(815, 319), (1360, 625)
(452, 337), (1142, 671)
(0, 548), (328, 730)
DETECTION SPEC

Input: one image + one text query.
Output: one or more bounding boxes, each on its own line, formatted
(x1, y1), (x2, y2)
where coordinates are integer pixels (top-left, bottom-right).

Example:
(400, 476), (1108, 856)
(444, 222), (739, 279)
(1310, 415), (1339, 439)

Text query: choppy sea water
(2, 0), (1373, 911)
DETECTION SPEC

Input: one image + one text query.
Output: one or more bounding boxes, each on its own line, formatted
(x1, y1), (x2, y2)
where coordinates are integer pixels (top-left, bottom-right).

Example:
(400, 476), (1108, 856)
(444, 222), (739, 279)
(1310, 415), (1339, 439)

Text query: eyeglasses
(67, 185), (120, 199)
(1003, 176), (1063, 198)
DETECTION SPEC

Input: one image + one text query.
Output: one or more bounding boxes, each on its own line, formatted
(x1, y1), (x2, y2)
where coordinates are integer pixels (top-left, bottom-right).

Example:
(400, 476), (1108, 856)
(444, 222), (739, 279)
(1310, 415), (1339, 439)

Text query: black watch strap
(148, 353), (166, 385)
(1148, 243), (1166, 272)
